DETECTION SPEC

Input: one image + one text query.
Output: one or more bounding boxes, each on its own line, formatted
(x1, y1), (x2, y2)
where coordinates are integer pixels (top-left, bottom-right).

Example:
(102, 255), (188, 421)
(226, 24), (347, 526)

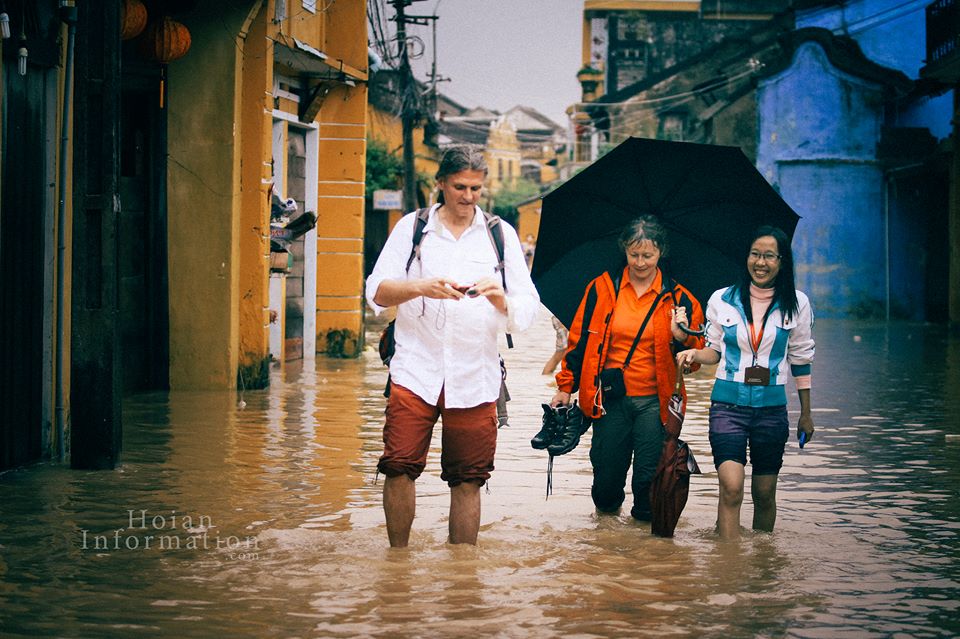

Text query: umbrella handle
(676, 322), (705, 337)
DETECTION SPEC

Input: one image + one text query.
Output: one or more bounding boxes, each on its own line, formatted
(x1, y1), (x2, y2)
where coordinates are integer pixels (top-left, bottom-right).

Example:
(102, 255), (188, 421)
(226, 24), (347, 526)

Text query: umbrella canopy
(650, 363), (701, 538)
(532, 137), (800, 328)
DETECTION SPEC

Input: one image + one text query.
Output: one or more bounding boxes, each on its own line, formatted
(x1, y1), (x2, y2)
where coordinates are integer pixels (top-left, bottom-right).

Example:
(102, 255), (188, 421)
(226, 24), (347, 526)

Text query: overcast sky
(397, 0), (586, 127)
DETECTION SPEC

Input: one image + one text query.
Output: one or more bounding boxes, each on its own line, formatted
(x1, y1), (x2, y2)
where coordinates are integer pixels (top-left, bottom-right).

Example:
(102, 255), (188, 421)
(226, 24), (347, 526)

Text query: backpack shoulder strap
(482, 212), (514, 348)
(404, 207), (431, 273)
(482, 212), (506, 278)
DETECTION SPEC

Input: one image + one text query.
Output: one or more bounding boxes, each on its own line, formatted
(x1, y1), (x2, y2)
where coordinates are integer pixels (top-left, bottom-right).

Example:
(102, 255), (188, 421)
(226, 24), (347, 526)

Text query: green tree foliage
(491, 178), (541, 228)
(365, 139), (403, 200)
(365, 138), (435, 207)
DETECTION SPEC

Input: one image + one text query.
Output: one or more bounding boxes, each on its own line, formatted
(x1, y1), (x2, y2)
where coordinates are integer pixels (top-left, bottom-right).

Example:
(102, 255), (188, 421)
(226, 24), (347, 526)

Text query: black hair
(617, 214), (669, 258)
(737, 225), (799, 322)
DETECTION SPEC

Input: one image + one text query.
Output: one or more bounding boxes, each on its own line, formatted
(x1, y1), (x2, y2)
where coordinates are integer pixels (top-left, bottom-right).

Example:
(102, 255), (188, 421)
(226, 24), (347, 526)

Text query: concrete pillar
(237, 6), (273, 388)
(167, 7), (249, 389)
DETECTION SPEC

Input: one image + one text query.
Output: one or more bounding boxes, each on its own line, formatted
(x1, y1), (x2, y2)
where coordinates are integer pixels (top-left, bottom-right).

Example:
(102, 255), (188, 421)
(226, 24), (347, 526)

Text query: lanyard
(748, 305), (775, 365)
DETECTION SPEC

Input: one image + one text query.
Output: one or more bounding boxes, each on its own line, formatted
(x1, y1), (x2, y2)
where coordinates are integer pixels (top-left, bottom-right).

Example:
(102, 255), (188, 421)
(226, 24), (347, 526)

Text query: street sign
(373, 189), (403, 210)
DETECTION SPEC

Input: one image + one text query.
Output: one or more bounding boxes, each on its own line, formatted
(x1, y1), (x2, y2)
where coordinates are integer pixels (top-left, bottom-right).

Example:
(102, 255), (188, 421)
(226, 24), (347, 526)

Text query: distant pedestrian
(676, 225), (815, 539)
(522, 234), (536, 270)
(365, 146), (540, 547)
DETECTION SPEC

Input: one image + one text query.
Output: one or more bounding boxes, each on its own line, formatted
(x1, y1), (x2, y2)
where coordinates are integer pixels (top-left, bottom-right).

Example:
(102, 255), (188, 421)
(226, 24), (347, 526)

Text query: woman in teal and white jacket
(677, 226), (815, 539)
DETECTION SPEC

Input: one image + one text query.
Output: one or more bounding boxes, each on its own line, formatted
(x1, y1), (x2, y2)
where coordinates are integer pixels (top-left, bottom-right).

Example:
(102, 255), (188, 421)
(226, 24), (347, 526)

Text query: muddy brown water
(1, 313), (958, 637)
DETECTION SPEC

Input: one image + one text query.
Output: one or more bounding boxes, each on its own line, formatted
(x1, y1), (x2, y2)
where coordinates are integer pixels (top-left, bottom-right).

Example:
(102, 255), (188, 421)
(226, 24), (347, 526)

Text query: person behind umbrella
(676, 225), (815, 539)
(366, 146), (541, 547)
(549, 215), (704, 521)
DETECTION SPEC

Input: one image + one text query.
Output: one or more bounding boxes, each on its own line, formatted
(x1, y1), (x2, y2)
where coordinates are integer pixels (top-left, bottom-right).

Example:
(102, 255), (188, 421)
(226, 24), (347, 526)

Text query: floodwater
(1, 312), (959, 638)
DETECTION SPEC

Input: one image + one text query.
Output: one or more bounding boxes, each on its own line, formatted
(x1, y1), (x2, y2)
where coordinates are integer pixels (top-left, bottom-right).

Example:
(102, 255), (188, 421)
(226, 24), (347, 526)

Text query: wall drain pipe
(55, 0), (77, 462)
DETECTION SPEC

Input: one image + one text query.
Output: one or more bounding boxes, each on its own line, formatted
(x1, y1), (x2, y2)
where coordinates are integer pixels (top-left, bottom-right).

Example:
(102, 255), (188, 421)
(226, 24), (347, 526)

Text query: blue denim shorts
(708, 402), (789, 475)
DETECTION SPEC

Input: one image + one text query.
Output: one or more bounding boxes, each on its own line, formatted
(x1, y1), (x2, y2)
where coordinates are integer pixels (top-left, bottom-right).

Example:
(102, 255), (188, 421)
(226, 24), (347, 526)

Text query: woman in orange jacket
(549, 215), (704, 521)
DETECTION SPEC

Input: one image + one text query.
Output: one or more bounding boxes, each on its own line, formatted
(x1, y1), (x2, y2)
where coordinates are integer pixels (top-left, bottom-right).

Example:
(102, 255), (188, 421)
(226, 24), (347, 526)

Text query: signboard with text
(373, 189), (403, 210)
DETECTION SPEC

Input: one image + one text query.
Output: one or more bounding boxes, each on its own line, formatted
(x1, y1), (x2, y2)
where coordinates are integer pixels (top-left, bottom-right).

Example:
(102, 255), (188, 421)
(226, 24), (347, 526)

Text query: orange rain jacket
(556, 268), (705, 424)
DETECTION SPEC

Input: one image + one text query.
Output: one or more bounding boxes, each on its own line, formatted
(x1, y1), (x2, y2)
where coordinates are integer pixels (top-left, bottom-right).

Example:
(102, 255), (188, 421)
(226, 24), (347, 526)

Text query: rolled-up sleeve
(365, 213), (416, 315)
(500, 224), (540, 333)
(704, 290), (724, 353)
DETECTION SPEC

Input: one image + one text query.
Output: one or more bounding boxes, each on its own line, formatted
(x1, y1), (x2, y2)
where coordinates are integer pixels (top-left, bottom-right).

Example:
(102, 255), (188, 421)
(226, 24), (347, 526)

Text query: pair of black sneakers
(530, 402), (590, 456)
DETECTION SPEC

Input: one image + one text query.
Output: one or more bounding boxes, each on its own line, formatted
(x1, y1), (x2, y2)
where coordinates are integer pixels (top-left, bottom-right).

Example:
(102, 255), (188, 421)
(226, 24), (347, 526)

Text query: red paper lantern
(120, 0), (148, 41)
(139, 16), (191, 64)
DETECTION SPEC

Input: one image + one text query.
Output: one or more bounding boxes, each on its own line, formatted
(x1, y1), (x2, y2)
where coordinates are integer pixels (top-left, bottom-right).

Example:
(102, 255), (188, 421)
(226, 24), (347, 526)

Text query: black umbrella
(532, 137), (800, 328)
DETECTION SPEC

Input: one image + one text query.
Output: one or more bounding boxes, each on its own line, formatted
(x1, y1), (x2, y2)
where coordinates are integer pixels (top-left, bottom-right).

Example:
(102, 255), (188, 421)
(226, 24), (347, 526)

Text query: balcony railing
(927, 0), (960, 65)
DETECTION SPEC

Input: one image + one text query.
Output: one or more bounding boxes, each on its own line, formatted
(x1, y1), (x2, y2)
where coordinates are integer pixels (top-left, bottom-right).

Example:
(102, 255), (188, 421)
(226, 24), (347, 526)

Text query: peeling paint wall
(757, 42), (886, 317)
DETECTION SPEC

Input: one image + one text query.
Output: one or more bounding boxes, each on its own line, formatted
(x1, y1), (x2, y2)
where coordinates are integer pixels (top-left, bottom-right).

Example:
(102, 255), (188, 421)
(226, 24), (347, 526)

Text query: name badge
(744, 365), (770, 386)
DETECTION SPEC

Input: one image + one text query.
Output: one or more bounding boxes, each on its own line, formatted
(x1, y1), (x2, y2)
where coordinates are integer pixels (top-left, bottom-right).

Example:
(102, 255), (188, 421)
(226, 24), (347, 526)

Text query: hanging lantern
(120, 0), (148, 41)
(139, 15), (191, 64)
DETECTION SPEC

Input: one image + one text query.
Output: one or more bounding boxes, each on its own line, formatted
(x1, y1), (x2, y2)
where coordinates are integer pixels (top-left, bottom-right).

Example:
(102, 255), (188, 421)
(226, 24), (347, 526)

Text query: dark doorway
(119, 53), (169, 392)
(364, 208), (390, 277)
(920, 172), (949, 322)
(284, 128), (306, 361)
(0, 62), (49, 469)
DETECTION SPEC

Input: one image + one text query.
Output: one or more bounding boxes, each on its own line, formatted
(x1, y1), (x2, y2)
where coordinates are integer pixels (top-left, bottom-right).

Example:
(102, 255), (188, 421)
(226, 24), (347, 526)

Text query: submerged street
(1, 311), (959, 637)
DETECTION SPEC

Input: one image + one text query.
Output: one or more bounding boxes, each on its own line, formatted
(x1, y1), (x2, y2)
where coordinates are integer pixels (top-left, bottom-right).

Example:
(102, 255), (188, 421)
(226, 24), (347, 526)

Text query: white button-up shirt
(366, 205), (540, 408)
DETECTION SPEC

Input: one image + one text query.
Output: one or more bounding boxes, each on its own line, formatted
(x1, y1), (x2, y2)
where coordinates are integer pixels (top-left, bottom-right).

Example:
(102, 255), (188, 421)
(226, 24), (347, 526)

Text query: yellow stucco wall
(486, 118), (522, 193)
(167, 5), (258, 389)
(517, 199), (542, 242)
(166, 0), (371, 385)
(237, 4), (273, 386)
(366, 107), (440, 201)
(315, 83), (368, 355)
(266, 0), (370, 358)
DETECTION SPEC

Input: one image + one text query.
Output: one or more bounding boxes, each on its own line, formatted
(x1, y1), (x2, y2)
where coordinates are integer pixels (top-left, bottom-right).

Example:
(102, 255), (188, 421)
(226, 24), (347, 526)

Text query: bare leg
(448, 482), (481, 545)
(717, 461), (745, 539)
(384, 474), (416, 548)
(751, 474), (779, 532)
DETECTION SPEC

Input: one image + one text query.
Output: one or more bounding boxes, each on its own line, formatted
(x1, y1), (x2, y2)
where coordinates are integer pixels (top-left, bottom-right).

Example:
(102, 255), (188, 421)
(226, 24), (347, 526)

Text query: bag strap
(483, 212), (506, 286)
(481, 212), (513, 348)
(404, 207), (431, 273)
(622, 288), (667, 369)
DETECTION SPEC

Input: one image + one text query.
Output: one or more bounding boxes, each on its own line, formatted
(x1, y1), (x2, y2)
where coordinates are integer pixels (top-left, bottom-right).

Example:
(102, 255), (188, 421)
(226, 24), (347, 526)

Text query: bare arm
(676, 347), (720, 367)
(373, 277), (463, 308)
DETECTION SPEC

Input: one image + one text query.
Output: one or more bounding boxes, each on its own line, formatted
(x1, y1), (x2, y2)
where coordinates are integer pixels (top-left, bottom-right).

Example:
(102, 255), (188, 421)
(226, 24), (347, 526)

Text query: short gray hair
(436, 145), (488, 180)
(618, 214), (669, 257)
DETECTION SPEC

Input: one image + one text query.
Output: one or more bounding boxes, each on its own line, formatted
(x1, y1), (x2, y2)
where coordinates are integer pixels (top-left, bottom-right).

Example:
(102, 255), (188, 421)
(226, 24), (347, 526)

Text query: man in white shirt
(366, 146), (540, 547)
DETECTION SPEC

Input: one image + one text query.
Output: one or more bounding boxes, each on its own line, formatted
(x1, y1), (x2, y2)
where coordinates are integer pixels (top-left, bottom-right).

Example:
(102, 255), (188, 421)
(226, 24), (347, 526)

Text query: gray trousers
(589, 395), (664, 513)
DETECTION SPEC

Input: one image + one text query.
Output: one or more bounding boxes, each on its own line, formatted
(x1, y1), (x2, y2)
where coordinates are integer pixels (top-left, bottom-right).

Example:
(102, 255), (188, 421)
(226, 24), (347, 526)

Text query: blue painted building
(756, 0), (951, 319)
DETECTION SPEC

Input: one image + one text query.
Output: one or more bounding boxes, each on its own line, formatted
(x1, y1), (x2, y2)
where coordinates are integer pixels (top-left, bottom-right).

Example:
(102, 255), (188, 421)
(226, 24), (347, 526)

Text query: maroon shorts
(378, 382), (498, 486)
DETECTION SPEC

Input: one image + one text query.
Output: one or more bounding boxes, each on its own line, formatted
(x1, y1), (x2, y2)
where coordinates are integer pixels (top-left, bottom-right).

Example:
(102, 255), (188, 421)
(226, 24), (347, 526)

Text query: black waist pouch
(598, 367), (627, 401)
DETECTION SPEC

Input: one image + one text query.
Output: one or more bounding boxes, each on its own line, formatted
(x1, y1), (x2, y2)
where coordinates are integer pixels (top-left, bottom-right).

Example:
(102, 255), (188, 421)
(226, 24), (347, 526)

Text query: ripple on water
(1, 317), (959, 637)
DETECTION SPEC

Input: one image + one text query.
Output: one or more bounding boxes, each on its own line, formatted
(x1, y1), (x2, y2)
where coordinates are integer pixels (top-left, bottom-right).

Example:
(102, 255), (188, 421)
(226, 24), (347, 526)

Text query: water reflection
(0, 315), (958, 637)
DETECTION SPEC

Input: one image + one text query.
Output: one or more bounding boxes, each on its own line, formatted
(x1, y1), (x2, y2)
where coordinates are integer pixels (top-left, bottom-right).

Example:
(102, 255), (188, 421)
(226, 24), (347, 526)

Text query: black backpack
(378, 207), (511, 367)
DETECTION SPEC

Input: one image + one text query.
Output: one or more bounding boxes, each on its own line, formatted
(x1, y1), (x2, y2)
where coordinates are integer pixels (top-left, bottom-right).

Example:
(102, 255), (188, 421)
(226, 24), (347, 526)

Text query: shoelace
(545, 454), (554, 499)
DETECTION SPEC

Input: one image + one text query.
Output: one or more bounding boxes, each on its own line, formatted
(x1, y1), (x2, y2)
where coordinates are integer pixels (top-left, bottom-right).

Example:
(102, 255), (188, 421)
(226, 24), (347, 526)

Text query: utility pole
(391, 0), (427, 213)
